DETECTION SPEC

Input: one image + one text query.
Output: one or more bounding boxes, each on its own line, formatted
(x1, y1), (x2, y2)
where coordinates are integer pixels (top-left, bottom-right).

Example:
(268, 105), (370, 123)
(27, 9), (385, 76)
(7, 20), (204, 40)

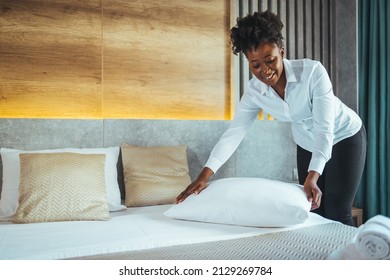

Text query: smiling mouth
(264, 72), (275, 81)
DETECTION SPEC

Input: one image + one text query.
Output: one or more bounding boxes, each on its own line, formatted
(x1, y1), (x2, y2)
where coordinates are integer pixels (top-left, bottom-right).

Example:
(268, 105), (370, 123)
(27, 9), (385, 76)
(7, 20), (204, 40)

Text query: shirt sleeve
(205, 92), (260, 173)
(308, 63), (335, 175)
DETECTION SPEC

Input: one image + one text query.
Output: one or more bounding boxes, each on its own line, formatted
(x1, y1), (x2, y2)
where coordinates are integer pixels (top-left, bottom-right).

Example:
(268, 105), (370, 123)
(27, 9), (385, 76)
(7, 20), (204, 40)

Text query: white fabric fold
(328, 214), (390, 260)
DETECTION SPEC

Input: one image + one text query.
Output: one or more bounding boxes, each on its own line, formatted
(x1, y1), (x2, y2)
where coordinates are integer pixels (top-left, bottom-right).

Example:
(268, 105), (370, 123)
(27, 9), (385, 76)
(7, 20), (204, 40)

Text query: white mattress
(0, 204), (333, 260)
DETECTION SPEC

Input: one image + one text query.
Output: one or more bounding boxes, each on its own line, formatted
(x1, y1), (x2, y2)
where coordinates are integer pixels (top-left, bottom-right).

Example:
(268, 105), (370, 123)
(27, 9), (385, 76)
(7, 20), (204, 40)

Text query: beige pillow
(121, 144), (191, 207)
(13, 153), (109, 223)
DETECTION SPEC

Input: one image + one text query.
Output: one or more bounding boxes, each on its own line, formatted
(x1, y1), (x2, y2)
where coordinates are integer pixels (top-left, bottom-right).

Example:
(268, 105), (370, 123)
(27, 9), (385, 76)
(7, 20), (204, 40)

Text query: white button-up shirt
(205, 58), (362, 175)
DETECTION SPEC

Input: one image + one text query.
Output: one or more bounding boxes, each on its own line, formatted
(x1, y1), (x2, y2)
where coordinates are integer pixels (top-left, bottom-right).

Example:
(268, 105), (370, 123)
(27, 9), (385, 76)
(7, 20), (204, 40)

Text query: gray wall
(0, 119), (296, 198)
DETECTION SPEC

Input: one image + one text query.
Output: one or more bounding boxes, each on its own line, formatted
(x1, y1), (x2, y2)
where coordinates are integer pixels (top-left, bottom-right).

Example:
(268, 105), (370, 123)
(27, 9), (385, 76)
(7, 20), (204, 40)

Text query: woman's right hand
(175, 167), (214, 204)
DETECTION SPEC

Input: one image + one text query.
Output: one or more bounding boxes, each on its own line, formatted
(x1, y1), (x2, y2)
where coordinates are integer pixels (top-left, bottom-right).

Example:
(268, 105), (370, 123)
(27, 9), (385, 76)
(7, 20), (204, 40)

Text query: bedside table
(352, 207), (363, 227)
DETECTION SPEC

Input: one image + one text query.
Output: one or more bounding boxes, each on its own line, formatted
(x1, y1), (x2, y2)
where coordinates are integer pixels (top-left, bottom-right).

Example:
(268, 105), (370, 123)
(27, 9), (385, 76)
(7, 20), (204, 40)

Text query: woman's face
(246, 43), (284, 87)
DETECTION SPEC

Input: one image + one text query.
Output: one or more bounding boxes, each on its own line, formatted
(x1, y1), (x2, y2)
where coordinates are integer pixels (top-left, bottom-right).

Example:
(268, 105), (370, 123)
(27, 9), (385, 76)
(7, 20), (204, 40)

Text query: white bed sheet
(0, 204), (334, 260)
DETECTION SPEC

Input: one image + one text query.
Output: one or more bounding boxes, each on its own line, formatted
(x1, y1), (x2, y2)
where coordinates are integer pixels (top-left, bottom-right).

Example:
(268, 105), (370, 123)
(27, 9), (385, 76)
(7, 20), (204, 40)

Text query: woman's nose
(260, 64), (270, 74)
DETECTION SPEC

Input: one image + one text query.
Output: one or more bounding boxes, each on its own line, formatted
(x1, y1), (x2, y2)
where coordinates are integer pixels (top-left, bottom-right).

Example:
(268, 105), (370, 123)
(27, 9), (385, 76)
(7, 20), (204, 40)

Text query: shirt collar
(249, 58), (297, 96)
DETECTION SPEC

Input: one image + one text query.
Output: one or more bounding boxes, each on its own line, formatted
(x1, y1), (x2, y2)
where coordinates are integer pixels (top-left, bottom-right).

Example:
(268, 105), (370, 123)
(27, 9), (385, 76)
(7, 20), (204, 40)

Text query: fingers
(175, 191), (190, 204)
(175, 189), (196, 204)
(311, 201), (320, 210)
(310, 190), (322, 210)
(303, 171), (322, 210)
(304, 187), (322, 210)
(175, 182), (207, 204)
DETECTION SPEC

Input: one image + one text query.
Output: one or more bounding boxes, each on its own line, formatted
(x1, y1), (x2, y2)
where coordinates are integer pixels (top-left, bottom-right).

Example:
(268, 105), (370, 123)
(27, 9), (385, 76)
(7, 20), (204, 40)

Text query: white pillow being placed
(164, 177), (311, 227)
(0, 147), (125, 222)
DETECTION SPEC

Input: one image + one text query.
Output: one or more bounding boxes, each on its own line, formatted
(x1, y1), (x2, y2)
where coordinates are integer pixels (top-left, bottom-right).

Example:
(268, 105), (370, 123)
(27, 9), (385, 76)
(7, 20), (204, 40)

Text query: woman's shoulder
(285, 58), (323, 68)
(284, 58), (327, 81)
(284, 58), (325, 75)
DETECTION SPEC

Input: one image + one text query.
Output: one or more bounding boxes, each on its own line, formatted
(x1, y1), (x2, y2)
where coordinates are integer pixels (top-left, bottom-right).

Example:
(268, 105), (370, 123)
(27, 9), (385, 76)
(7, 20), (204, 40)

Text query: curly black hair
(230, 10), (284, 55)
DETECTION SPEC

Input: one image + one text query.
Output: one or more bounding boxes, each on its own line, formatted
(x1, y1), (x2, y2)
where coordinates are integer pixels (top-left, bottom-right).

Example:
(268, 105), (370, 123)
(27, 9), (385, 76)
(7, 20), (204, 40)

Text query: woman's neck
(272, 68), (286, 99)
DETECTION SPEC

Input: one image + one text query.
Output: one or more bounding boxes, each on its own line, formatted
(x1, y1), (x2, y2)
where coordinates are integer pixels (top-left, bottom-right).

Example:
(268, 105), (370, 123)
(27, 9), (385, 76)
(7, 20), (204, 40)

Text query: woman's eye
(252, 64), (260, 68)
(266, 58), (276, 64)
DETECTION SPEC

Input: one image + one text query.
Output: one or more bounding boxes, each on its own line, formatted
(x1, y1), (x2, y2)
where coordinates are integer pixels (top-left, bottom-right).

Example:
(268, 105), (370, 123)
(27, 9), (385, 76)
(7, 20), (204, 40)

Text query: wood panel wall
(0, 0), (231, 120)
(0, 0), (102, 118)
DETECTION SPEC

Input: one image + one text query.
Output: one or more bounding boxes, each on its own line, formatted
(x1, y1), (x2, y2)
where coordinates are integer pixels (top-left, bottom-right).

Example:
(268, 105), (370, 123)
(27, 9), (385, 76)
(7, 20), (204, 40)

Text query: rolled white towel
(356, 215), (390, 259)
(328, 215), (390, 260)
(327, 243), (365, 260)
(363, 214), (390, 231)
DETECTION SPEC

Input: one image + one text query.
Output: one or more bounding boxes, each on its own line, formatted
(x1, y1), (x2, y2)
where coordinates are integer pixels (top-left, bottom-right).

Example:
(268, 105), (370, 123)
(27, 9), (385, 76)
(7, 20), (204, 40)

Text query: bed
(0, 119), (381, 261)
(0, 204), (357, 260)
(0, 143), (360, 260)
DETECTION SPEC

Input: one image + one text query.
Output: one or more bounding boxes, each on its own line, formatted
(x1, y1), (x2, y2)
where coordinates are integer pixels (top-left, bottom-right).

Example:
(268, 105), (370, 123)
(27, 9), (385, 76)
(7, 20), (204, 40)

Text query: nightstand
(352, 207), (363, 227)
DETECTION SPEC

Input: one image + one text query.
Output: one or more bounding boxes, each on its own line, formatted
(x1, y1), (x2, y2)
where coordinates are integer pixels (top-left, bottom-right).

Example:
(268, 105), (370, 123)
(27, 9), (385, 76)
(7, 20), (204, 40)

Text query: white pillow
(164, 177), (311, 227)
(0, 147), (125, 222)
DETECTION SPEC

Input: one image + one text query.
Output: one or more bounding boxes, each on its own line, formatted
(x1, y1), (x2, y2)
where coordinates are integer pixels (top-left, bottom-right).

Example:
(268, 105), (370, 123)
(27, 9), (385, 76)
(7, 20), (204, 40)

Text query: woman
(176, 11), (366, 226)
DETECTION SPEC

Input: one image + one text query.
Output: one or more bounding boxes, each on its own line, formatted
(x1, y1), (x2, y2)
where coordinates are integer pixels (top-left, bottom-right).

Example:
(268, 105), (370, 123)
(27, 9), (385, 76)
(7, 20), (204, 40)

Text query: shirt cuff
(204, 157), (223, 174)
(308, 157), (326, 175)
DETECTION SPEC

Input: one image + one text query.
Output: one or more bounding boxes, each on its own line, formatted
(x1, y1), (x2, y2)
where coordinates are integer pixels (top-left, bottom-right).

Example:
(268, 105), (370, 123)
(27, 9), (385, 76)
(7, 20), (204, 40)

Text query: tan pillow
(121, 144), (191, 207)
(13, 153), (109, 223)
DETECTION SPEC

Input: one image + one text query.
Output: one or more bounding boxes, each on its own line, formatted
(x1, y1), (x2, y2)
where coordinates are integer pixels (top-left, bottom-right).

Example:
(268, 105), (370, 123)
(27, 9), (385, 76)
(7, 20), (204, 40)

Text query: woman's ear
(280, 47), (285, 58)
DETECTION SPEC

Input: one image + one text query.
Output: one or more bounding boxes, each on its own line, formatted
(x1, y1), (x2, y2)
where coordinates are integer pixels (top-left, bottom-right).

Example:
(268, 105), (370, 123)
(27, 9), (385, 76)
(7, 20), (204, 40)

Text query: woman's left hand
(303, 171), (322, 210)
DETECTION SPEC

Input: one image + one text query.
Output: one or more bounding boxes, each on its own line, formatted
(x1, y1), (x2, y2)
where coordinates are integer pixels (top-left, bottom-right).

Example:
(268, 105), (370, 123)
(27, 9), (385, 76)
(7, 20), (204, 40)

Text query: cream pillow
(0, 147), (124, 222)
(13, 153), (110, 223)
(121, 144), (191, 207)
(164, 177), (311, 227)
